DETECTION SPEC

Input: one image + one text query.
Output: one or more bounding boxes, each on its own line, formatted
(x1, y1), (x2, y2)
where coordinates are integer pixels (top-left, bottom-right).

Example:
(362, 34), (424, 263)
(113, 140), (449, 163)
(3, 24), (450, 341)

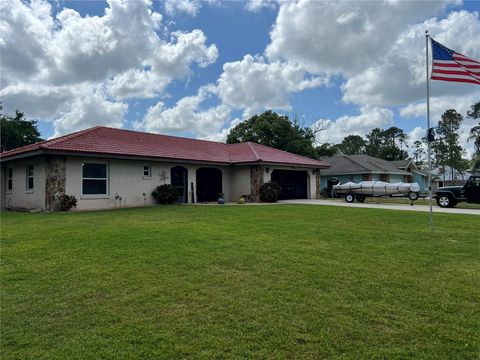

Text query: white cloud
(0, 84), (71, 119)
(245, 0), (278, 12)
(108, 30), (218, 99)
(313, 106), (394, 145)
(342, 10), (480, 107)
(141, 85), (231, 137)
(200, 118), (242, 142)
(0, 0), (218, 135)
(217, 54), (327, 117)
(266, 0), (456, 75)
(52, 86), (128, 137)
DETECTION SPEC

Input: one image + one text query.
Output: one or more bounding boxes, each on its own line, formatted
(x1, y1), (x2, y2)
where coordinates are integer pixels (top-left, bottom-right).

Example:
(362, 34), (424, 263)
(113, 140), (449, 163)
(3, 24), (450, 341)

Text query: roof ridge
(342, 154), (371, 172)
(41, 126), (102, 149)
(249, 141), (329, 165)
(97, 126), (230, 147)
(246, 142), (261, 161)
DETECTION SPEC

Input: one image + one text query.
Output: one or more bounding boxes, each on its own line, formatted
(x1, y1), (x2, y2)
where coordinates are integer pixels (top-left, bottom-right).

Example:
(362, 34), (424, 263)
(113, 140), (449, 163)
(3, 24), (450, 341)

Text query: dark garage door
(196, 167), (222, 202)
(271, 170), (308, 200)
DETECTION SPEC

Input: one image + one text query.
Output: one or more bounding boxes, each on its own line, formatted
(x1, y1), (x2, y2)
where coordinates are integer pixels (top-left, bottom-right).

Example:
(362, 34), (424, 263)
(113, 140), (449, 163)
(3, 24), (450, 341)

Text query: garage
(196, 167), (222, 202)
(271, 169), (308, 200)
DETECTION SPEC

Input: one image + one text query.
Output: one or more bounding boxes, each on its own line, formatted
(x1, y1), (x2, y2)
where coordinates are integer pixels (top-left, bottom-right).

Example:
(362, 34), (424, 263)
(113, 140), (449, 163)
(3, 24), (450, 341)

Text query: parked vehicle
(333, 181), (420, 203)
(434, 175), (480, 208)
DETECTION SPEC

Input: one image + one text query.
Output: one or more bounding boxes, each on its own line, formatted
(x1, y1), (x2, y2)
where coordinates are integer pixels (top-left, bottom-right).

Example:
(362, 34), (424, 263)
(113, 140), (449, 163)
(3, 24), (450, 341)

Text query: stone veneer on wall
(45, 156), (66, 211)
(250, 165), (264, 202)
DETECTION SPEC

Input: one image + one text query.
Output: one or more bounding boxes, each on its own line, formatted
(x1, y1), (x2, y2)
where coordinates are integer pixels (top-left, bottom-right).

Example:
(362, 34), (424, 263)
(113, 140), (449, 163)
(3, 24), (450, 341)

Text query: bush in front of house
(58, 194), (77, 211)
(259, 181), (282, 203)
(152, 184), (178, 204)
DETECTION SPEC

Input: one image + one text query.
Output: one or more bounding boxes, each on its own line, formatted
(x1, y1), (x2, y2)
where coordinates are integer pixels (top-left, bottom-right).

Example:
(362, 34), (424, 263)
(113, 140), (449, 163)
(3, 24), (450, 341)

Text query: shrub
(152, 184), (178, 204)
(259, 181), (282, 203)
(58, 194), (77, 211)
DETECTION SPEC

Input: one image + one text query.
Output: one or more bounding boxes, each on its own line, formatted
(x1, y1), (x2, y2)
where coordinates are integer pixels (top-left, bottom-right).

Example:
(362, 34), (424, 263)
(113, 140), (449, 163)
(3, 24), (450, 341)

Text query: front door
(171, 166), (188, 203)
(196, 167), (222, 202)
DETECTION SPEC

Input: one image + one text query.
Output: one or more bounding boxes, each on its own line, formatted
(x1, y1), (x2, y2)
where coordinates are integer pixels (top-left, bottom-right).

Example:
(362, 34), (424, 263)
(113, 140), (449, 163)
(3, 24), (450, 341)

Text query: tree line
(227, 104), (480, 176)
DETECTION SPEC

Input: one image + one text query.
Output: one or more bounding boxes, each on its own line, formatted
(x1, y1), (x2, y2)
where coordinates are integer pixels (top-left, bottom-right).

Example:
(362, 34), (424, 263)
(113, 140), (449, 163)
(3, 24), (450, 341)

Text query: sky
(1, 0), (479, 156)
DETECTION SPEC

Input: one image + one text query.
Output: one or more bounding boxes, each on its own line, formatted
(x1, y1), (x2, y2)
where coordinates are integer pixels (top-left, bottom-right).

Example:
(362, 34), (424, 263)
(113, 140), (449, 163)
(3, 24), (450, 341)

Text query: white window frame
(143, 164), (151, 178)
(6, 167), (13, 193)
(26, 164), (34, 192)
(81, 162), (109, 197)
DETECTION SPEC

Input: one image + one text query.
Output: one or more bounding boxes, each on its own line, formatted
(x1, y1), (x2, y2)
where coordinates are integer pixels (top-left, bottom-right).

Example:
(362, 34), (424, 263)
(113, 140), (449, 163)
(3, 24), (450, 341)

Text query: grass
(1, 205), (479, 359)
(326, 196), (480, 209)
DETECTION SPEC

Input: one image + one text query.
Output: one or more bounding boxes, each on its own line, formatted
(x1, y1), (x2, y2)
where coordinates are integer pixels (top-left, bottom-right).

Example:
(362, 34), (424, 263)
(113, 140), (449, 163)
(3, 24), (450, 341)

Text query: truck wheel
(408, 192), (419, 201)
(437, 194), (455, 208)
(345, 194), (355, 203)
(355, 195), (365, 203)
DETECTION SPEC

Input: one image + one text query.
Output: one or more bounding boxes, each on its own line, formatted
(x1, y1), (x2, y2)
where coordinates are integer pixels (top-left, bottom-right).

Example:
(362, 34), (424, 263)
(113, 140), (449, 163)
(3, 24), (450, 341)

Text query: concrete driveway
(279, 199), (480, 215)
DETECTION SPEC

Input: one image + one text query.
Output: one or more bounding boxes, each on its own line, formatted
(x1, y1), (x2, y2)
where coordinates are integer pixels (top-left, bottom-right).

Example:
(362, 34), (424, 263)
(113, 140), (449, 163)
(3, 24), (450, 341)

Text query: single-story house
(432, 166), (473, 190)
(388, 159), (429, 191)
(319, 154), (429, 195)
(0, 126), (330, 211)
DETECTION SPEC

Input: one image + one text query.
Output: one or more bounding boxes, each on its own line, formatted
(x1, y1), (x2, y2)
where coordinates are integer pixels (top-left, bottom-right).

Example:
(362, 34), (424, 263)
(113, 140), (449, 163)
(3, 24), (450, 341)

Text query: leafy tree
(467, 102), (480, 172)
(412, 140), (426, 168)
(226, 110), (318, 158)
(365, 128), (383, 158)
(315, 143), (339, 157)
(337, 135), (366, 155)
(433, 109), (467, 181)
(364, 127), (409, 161)
(1, 105), (43, 152)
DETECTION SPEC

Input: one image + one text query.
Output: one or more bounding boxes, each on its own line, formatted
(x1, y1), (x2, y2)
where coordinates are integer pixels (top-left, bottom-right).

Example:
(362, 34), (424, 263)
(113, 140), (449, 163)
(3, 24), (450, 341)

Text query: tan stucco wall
(65, 157), (235, 210)
(1, 158), (46, 210)
(230, 167), (251, 200)
(0, 156), (320, 211)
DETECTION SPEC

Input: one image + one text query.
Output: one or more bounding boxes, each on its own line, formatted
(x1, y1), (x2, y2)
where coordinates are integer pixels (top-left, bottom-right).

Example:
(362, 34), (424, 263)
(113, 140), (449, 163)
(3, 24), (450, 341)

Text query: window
(6, 168), (12, 191)
(26, 165), (34, 191)
(82, 163), (108, 195)
(143, 164), (151, 177)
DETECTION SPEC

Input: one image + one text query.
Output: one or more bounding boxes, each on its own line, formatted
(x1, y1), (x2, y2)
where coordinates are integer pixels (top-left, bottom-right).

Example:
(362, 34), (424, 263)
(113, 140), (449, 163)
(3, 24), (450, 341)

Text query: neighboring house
(319, 154), (428, 194)
(388, 159), (429, 191)
(432, 166), (472, 190)
(0, 126), (330, 211)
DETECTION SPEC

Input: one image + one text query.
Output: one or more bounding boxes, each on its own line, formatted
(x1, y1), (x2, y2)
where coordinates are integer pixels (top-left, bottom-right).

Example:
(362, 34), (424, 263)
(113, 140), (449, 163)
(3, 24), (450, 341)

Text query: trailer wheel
(408, 192), (419, 201)
(355, 195), (365, 203)
(345, 194), (355, 203)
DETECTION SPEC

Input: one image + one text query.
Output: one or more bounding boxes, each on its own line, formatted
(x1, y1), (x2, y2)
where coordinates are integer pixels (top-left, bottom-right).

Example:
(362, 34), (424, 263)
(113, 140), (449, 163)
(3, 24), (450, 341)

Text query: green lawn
(1, 205), (479, 359)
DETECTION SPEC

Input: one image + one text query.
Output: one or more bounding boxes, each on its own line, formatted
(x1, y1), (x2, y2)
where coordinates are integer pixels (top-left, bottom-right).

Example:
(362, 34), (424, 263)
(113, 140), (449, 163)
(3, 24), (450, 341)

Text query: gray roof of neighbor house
(389, 159), (411, 169)
(320, 154), (411, 176)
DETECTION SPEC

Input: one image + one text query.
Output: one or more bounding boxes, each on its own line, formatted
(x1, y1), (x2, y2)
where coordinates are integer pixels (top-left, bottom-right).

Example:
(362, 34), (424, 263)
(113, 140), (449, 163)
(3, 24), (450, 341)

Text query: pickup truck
(435, 175), (480, 208)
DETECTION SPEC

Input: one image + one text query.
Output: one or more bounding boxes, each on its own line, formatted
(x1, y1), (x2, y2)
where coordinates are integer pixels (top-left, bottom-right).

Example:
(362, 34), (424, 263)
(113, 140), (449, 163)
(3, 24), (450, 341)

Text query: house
(388, 159), (429, 191)
(0, 126), (330, 211)
(432, 166), (472, 190)
(319, 154), (429, 195)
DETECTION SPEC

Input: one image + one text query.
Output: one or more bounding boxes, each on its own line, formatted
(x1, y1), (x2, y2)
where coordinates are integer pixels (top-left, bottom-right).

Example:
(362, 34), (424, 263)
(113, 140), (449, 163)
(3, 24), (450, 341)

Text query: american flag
(430, 38), (480, 85)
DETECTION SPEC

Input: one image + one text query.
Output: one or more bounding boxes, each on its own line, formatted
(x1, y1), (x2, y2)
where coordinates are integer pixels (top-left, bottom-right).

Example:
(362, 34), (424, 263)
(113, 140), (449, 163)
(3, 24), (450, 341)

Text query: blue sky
(1, 0), (479, 155)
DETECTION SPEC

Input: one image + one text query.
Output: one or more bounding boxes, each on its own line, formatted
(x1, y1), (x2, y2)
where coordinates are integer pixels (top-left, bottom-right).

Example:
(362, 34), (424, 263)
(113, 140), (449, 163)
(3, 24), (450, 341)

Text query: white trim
(25, 164), (34, 192)
(81, 161), (109, 196)
(143, 164), (151, 178)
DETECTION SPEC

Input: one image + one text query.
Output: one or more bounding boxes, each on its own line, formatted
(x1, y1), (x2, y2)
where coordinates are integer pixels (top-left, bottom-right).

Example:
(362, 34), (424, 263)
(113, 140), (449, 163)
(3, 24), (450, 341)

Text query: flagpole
(425, 30), (433, 228)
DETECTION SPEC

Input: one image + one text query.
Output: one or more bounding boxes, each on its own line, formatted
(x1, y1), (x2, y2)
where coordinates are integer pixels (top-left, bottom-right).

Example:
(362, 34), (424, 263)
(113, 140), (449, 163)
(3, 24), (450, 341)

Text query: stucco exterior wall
(65, 157), (234, 210)
(1, 158), (46, 210)
(230, 167), (251, 200)
(1, 156), (321, 211)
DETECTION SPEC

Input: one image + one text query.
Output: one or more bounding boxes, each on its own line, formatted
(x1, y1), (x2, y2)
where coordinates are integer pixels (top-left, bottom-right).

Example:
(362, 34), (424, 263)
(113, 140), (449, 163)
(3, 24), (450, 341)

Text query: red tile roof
(0, 126), (330, 168)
